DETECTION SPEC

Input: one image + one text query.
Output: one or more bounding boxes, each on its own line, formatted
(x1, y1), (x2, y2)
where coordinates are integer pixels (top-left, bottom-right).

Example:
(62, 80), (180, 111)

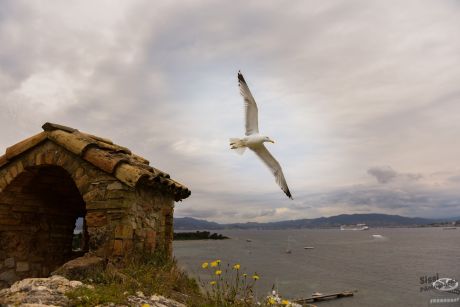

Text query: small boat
(372, 234), (384, 239)
(285, 236), (292, 254)
(246, 239), (252, 242)
(303, 246), (315, 249)
(443, 227), (457, 230)
(340, 223), (369, 231)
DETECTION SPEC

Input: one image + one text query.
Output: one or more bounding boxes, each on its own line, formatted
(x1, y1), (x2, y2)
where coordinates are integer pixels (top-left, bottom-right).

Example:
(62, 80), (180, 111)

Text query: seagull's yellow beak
(270, 139), (275, 143)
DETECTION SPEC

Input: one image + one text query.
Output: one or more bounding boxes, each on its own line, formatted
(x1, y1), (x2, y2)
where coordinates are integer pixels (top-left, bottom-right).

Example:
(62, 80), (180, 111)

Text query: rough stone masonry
(0, 123), (190, 288)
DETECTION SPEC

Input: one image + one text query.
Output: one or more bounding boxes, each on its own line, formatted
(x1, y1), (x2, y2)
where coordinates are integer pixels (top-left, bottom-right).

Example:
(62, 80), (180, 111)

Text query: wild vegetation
(65, 252), (300, 306)
(66, 251), (201, 306)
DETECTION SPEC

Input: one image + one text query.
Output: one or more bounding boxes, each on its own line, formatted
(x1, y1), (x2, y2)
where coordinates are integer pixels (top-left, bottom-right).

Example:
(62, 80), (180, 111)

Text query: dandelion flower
(210, 261), (218, 267)
(141, 304), (150, 307)
(268, 297), (276, 305)
(216, 259), (221, 264)
(233, 264), (241, 270)
(243, 273), (247, 277)
(201, 262), (209, 269)
(252, 274), (260, 280)
(210, 281), (216, 286)
(281, 300), (290, 305)
(215, 270), (222, 275)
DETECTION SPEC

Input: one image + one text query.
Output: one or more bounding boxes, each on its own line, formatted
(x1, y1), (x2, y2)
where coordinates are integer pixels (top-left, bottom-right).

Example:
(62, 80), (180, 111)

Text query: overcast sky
(1, 0), (460, 222)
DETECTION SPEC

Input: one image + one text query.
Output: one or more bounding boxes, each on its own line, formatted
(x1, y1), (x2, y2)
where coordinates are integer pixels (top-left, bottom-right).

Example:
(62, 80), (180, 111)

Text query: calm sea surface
(173, 228), (460, 307)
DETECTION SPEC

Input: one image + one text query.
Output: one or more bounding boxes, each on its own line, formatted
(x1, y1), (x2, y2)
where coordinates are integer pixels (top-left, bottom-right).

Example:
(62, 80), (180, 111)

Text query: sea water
(173, 228), (460, 306)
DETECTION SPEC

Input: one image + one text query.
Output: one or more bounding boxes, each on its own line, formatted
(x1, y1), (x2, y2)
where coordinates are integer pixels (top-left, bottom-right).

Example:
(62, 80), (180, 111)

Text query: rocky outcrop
(0, 275), (187, 307)
(0, 275), (84, 306)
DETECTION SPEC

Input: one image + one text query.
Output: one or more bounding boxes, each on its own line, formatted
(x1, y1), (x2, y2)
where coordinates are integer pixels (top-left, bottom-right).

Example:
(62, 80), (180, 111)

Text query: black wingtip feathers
(238, 71), (246, 84)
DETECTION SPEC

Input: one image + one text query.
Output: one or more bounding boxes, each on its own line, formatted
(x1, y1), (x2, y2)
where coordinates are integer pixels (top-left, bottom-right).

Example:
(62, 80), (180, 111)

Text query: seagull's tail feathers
(229, 138), (246, 155)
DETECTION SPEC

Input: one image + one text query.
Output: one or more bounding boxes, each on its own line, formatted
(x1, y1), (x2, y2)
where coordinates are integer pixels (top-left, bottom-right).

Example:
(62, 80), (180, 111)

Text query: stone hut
(0, 123), (190, 287)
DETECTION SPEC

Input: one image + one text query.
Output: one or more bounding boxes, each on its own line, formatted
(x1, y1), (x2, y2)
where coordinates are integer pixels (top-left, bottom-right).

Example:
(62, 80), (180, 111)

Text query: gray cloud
(367, 166), (398, 184)
(367, 166), (422, 184)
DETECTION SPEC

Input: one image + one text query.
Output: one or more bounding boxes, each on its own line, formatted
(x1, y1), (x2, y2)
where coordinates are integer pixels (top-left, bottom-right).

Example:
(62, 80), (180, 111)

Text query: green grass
(65, 252), (298, 306)
(65, 250), (203, 306)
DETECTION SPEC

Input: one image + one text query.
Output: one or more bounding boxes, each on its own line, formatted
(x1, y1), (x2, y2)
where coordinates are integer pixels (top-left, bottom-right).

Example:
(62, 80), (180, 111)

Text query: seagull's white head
(263, 136), (275, 144)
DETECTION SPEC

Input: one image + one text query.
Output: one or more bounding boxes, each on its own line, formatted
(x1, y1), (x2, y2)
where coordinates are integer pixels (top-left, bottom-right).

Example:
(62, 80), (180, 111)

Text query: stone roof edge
(0, 123), (191, 201)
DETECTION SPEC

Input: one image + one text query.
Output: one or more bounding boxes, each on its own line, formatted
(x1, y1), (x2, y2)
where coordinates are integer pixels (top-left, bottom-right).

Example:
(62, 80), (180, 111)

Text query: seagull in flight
(229, 71), (293, 199)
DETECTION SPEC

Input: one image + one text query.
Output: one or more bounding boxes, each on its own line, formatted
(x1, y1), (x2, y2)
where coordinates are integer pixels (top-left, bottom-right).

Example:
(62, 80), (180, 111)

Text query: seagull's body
(230, 72), (293, 199)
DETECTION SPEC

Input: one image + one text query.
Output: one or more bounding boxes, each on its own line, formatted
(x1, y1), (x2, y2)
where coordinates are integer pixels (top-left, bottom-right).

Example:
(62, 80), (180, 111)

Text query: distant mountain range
(174, 214), (459, 230)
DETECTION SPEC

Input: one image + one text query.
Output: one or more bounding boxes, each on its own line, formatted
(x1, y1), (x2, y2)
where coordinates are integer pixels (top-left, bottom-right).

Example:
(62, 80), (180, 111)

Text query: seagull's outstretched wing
(238, 71), (259, 136)
(251, 145), (293, 199)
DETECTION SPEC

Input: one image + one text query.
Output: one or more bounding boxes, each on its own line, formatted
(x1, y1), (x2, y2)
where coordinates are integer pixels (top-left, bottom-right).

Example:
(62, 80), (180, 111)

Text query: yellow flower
(210, 281), (216, 286)
(216, 259), (221, 264)
(268, 297), (276, 304)
(233, 263), (240, 270)
(210, 261), (218, 267)
(252, 274), (259, 280)
(141, 304), (150, 307)
(243, 273), (247, 277)
(281, 300), (290, 305)
(201, 262), (209, 269)
(215, 270), (222, 275)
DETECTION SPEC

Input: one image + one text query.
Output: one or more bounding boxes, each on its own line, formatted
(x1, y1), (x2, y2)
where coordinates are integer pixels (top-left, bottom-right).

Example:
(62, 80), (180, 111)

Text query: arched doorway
(0, 165), (86, 285)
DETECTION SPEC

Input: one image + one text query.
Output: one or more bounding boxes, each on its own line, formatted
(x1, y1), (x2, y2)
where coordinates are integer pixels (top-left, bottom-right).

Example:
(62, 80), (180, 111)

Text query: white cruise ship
(340, 223), (369, 231)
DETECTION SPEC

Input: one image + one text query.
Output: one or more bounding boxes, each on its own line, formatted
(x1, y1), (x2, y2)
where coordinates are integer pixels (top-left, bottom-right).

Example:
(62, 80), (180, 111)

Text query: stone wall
(129, 187), (175, 256)
(0, 140), (176, 287)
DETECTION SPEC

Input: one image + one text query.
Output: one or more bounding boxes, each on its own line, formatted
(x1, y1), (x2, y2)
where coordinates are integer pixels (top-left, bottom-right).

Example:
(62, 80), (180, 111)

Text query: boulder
(51, 255), (106, 281)
(0, 275), (83, 306)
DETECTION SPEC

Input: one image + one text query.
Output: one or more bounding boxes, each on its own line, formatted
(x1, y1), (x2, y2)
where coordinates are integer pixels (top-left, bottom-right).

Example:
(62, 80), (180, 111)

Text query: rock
(126, 293), (187, 307)
(51, 255), (106, 280)
(0, 269), (18, 284)
(4, 258), (15, 269)
(0, 275), (85, 306)
(107, 181), (124, 190)
(0, 275), (186, 307)
(16, 261), (30, 272)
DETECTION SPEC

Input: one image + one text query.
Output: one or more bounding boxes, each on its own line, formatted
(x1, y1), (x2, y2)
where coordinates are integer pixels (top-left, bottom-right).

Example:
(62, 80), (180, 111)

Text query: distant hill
(174, 217), (222, 230)
(174, 214), (441, 230)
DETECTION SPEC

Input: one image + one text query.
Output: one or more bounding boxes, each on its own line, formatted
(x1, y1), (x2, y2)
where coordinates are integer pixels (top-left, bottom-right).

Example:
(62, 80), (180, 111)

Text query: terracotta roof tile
(42, 122), (77, 133)
(83, 147), (128, 174)
(5, 132), (48, 160)
(0, 122), (190, 201)
(81, 132), (113, 145)
(47, 129), (95, 156)
(0, 154), (7, 168)
(131, 153), (149, 165)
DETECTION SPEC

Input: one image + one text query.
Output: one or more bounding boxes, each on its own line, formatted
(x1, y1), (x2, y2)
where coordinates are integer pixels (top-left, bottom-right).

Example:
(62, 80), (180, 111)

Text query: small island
(174, 231), (229, 240)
